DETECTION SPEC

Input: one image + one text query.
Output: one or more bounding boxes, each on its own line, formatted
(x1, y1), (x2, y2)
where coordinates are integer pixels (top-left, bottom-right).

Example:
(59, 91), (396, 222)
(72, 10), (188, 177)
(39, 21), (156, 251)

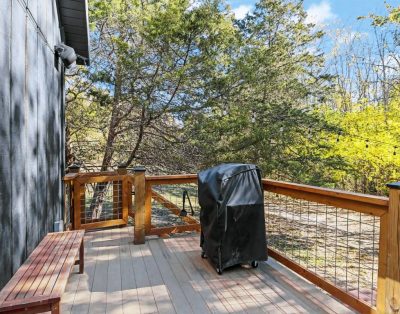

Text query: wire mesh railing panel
(265, 192), (380, 307)
(151, 183), (200, 228)
(80, 180), (123, 224)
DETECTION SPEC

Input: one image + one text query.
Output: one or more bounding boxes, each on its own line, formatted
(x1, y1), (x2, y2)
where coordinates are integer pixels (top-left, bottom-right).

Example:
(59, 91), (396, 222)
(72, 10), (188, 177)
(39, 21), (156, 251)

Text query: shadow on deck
(61, 227), (354, 314)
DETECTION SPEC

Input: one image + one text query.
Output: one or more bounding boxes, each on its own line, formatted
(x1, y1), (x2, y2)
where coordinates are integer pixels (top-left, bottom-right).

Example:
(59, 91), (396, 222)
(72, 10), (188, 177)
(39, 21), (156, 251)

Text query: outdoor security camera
(55, 44), (77, 69)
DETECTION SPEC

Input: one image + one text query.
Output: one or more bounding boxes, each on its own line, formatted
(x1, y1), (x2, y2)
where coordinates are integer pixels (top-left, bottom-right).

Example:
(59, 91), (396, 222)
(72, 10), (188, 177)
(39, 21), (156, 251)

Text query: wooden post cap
(68, 164), (81, 173)
(133, 166), (146, 173)
(117, 164), (127, 174)
(387, 182), (400, 189)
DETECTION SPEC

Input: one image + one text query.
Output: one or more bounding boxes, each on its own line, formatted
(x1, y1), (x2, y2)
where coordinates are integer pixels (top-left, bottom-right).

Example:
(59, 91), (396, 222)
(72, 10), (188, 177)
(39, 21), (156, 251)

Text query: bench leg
(79, 240), (84, 274)
(51, 302), (60, 314)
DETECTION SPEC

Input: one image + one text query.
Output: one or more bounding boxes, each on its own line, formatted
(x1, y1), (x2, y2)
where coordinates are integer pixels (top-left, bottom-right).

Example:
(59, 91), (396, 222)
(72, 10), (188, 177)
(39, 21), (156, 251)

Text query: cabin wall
(0, 0), (65, 288)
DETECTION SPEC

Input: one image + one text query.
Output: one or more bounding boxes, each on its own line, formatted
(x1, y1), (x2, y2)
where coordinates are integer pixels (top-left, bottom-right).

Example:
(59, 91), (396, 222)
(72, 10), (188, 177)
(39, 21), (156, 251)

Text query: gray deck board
(89, 228), (110, 314)
(140, 243), (176, 314)
(120, 227), (140, 313)
(130, 237), (158, 313)
(106, 228), (123, 314)
(61, 227), (355, 314)
(148, 239), (194, 314)
(158, 238), (211, 314)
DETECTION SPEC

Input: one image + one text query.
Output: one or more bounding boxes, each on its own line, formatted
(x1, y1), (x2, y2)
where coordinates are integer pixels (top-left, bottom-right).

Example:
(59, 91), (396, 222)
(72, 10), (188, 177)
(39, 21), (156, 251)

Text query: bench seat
(0, 230), (85, 314)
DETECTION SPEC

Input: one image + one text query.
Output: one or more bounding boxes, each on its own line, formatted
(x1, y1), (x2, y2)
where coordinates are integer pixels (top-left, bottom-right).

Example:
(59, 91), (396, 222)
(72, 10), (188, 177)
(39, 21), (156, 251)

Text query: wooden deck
(61, 227), (355, 314)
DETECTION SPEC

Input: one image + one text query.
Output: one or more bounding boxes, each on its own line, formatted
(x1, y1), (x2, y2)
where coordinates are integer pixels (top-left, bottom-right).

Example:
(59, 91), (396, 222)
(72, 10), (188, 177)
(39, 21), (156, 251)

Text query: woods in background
(66, 0), (400, 195)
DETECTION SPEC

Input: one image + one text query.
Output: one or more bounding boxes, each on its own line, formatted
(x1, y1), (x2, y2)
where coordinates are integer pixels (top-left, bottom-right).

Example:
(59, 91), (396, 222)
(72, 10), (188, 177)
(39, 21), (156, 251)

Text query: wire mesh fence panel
(151, 183), (200, 228)
(80, 180), (123, 224)
(265, 192), (380, 307)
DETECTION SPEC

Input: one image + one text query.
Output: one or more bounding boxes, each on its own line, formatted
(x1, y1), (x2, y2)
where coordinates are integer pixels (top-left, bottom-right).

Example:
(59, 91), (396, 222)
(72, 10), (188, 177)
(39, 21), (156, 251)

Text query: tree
(67, 0), (237, 172)
(320, 96), (400, 195)
(365, 4), (400, 26)
(186, 0), (336, 184)
(67, 0), (238, 217)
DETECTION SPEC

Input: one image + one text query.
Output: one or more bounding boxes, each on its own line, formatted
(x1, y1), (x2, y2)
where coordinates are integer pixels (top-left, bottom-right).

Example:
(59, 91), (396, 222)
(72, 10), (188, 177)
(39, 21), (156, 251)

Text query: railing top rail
(263, 179), (389, 205)
(63, 173), (79, 182)
(64, 170), (389, 215)
(263, 179), (389, 216)
(76, 174), (128, 184)
(71, 171), (118, 177)
(64, 171), (136, 182)
(146, 174), (198, 185)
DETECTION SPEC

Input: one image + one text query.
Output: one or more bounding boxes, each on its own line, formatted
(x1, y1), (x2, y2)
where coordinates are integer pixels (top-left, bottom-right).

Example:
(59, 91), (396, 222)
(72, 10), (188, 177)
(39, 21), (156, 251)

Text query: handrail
(64, 170), (131, 231)
(263, 178), (390, 313)
(263, 179), (389, 206)
(263, 179), (388, 217)
(142, 174), (200, 237)
(146, 174), (198, 185)
(63, 173), (79, 182)
(64, 170), (397, 313)
(147, 175), (389, 211)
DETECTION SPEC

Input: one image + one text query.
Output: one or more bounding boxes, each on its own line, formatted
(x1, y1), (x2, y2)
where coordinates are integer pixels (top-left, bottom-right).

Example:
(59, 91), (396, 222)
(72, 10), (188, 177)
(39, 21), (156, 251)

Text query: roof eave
(58, 0), (90, 66)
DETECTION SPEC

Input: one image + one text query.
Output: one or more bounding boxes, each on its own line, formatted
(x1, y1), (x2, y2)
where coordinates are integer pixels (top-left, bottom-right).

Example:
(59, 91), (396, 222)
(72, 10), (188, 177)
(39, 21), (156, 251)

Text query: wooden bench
(0, 230), (85, 314)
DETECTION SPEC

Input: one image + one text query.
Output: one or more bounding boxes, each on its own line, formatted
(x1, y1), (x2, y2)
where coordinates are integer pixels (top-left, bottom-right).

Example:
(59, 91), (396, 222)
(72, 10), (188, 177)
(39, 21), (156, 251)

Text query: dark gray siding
(0, 0), (12, 287)
(0, 0), (65, 288)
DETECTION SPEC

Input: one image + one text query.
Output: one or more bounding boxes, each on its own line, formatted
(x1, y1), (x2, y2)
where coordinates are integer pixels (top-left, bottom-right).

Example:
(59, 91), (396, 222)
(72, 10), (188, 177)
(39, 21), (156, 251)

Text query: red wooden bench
(0, 230), (85, 314)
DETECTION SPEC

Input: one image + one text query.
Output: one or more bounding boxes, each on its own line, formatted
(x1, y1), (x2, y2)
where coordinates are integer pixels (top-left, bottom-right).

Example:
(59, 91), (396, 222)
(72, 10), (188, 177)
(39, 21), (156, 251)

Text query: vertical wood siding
(0, 0), (12, 290)
(0, 0), (65, 288)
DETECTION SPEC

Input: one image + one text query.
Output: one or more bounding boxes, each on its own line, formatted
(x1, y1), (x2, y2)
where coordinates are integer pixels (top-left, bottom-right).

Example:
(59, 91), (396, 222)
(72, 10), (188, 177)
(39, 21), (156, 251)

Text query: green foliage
(67, 0), (400, 196)
(321, 98), (400, 195)
(360, 3), (400, 26)
(186, 0), (333, 182)
(68, 0), (238, 170)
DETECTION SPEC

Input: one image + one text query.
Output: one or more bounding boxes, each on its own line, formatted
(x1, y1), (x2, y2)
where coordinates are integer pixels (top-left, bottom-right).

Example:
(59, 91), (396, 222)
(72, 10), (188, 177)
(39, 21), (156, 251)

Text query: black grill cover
(198, 163), (267, 271)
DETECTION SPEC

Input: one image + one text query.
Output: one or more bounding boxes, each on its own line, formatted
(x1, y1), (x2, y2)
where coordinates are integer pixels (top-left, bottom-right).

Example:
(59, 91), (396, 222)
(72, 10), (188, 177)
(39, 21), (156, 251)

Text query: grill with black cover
(198, 163), (267, 274)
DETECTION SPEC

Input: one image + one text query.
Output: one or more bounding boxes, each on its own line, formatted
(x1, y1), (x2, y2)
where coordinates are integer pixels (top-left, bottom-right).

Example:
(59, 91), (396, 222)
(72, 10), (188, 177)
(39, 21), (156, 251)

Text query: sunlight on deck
(61, 227), (355, 314)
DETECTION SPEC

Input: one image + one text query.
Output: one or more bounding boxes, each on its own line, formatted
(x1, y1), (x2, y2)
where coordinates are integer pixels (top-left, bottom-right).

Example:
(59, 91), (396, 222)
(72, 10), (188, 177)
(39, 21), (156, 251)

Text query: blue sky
(228, 0), (398, 32)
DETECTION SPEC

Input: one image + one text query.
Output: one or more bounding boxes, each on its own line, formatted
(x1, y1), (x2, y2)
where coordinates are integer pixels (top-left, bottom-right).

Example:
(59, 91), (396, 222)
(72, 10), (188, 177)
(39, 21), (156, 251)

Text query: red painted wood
(0, 231), (85, 313)
(0, 233), (55, 302)
(17, 233), (70, 299)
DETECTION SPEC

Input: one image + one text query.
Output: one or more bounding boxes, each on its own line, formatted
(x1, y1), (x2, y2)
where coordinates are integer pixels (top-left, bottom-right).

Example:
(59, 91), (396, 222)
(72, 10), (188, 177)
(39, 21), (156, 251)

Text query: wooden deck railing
(133, 173), (200, 243)
(63, 166), (132, 230)
(64, 168), (400, 314)
(263, 179), (389, 313)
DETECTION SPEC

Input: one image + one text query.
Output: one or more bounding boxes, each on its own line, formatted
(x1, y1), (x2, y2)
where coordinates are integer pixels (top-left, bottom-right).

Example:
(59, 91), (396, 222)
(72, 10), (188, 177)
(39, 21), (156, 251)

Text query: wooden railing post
(380, 182), (400, 313)
(68, 164), (80, 230)
(118, 165), (129, 225)
(73, 180), (84, 230)
(114, 164), (127, 217)
(145, 183), (152, 234)
(133, 166), (146, 244)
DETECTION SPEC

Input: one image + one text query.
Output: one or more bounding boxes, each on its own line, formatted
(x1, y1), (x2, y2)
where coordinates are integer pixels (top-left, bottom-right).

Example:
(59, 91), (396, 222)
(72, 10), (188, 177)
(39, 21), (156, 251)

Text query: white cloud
(305, 1), (336, 26)
(233, 4), (252, 19)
